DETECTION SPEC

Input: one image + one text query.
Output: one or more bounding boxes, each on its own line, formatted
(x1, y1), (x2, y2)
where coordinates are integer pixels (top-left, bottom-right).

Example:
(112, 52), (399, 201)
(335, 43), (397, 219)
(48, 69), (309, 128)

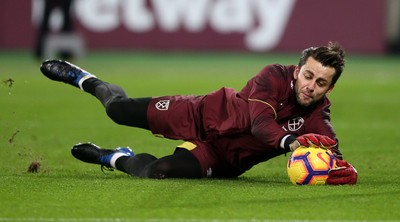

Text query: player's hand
(296, 133), (337, 149)
(327, 159), (358, 185)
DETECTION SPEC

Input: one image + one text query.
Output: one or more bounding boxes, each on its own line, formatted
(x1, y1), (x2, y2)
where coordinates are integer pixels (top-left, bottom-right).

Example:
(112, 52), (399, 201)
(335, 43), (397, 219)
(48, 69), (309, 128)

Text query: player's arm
(248, 96), (337, 151)
(248, 99), (289, 148)
(246, 65), (307, 150)
(245, 66), (290, 148)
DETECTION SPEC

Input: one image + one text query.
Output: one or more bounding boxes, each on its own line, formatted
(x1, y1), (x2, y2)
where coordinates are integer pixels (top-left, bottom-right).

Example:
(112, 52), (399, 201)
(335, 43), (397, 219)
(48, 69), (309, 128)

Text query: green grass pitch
(1, 50), (399, 221)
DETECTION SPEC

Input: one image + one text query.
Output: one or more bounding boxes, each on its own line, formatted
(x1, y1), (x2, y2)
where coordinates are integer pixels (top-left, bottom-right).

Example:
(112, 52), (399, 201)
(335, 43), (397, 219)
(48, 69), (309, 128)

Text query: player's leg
(71, 143), (202, 178)
(114, 153), (158, 177)
(136, 148), (202, 178)
(40, 60), (150, 129)
(82, 78), (151, 129)
(40, 60), (206, 138)
(113, 149), (202, 178)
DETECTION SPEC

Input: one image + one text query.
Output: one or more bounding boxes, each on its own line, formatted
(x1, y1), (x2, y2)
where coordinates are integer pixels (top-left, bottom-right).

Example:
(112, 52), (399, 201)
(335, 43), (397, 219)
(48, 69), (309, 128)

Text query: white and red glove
(327, 159), (358, 185)
(289, 133), (337, 151)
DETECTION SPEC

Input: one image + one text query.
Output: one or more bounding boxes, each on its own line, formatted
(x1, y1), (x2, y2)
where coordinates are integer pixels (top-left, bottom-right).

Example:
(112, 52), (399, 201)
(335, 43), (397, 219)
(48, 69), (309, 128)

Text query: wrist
(280, 135), (297, 150)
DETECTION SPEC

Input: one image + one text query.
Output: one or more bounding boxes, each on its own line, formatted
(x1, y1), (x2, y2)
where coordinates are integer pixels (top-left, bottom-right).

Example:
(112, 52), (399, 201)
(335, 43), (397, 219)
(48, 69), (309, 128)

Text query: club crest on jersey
(155, 100), (170, 111)
(288, 115), (304, 131)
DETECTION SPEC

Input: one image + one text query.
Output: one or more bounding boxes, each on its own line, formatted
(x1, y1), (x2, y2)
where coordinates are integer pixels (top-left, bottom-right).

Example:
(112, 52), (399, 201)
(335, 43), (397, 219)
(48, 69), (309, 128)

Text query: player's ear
(294, 66), (300, 79)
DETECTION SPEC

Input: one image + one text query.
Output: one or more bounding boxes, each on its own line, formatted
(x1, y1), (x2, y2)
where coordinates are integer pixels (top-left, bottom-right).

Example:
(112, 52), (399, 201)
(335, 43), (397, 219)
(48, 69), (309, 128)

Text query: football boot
(40, 60), (96, 89)
(71, 143), (134, 170)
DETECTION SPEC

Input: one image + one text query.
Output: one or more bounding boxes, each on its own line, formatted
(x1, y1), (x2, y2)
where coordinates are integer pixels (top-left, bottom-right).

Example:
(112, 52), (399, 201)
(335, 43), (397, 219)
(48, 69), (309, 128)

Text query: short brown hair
(298, 41), (346, 86)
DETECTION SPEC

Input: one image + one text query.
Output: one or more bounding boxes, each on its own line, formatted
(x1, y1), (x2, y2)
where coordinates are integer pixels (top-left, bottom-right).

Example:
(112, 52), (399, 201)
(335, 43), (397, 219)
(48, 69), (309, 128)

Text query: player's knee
(140, 161), (173, 179)
(105, 97), (150, 129)
(105, 98), (128, 125)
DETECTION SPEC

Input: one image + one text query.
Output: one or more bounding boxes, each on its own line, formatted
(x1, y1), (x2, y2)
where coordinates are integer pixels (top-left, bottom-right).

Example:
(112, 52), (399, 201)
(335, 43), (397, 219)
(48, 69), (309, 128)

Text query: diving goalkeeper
(40, 41), (357, 185)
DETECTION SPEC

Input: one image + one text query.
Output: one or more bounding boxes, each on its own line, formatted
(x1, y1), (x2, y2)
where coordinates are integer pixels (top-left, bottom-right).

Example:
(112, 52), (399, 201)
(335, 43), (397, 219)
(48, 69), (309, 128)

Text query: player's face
(294, 57), (335, 107)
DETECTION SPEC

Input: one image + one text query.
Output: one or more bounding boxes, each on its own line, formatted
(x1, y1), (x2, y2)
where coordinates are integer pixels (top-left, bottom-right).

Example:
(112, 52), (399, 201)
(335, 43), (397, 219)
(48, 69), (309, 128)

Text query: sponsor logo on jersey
(155, 100), (170, 111)
(287, 115), (304, 131)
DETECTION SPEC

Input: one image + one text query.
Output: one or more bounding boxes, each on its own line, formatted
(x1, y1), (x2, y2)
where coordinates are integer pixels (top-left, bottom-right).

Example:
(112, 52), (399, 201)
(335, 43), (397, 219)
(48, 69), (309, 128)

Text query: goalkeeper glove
(327, 159), (358, 185)
(295, 133), (337, 149)
(289, 133), (337, 151)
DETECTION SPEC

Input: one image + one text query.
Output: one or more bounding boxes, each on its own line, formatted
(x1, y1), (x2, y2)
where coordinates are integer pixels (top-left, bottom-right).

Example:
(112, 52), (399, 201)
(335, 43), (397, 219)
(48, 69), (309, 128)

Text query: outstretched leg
(82, 78), (150, 129)
(40, 60), (150, 129)
(72, 143), (202, 179)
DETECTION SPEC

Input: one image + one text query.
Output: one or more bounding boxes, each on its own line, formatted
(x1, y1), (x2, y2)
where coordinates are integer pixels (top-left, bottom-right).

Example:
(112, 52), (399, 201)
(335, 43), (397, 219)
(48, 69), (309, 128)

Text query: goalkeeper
(40, 42), (357, 185)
